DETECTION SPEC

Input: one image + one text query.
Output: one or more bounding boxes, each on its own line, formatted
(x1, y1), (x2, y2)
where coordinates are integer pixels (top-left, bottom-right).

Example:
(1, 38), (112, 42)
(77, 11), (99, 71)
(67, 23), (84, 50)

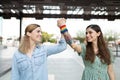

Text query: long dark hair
(85, 24), (111, 65)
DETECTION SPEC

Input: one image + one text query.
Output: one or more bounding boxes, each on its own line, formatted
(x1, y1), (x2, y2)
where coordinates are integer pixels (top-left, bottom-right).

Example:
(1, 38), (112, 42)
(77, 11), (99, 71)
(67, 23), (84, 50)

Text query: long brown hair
(85, 24), (111, 65)
(18, 24), (40, 54)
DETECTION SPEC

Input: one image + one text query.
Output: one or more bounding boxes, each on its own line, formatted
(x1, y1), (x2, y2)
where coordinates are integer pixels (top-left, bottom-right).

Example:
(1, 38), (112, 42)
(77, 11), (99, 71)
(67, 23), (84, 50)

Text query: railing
(111, 45), (120, 57)
(114, 45), (120, 57)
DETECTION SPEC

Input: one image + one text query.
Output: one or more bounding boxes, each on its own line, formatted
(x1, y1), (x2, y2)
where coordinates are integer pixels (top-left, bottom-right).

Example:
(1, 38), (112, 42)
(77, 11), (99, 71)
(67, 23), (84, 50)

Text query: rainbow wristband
(60, 25), (68, 34)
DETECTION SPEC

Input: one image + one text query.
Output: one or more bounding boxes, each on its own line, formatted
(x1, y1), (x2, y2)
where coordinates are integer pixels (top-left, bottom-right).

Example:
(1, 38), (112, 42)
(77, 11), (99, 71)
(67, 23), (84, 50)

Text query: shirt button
(98, 71), (100, 73)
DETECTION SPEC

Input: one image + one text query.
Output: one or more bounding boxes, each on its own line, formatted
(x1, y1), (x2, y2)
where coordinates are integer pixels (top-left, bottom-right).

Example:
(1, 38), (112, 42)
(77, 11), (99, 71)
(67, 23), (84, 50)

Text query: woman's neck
(92, 41), (99, 54)
(27, 40), (36, 58)
(29, 39), (36, 49)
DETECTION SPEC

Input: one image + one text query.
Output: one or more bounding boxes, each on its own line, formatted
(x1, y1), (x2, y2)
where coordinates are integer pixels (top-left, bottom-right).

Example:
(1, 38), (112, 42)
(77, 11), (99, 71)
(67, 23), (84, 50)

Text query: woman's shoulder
(78, 43), (86, 57)
(80, 43), (86, 52)
(13, 49), (26, 59)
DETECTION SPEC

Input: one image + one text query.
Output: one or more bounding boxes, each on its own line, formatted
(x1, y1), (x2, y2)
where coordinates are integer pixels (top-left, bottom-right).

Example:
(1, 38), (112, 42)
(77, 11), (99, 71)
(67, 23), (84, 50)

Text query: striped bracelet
(60, 25), (68, 34)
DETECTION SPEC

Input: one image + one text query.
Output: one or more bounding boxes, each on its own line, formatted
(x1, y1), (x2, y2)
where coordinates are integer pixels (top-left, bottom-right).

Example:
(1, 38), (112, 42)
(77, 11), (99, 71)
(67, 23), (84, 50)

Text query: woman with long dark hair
(57, 18), (115, 80)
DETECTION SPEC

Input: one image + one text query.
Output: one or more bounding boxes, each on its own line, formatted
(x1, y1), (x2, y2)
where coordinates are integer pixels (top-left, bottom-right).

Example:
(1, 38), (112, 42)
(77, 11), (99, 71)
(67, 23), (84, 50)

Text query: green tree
(104, 30), (120, 42)
(41, 32), (56, 43)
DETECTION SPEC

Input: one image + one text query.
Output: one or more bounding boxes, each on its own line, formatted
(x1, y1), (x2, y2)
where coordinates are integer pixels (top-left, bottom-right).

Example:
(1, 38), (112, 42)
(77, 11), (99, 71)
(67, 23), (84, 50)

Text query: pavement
(0, 45), (120, 80)
(0, 46), (16, 77)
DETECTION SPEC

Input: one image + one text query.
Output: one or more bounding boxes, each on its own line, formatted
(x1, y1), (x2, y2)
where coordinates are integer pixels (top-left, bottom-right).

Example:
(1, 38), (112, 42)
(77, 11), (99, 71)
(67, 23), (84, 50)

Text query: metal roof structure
(0, 0), (120, 20)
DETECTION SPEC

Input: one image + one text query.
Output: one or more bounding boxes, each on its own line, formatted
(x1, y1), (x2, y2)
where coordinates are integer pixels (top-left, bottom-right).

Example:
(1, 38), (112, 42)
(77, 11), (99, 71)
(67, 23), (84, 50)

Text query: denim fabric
(11, 38), (66, 80)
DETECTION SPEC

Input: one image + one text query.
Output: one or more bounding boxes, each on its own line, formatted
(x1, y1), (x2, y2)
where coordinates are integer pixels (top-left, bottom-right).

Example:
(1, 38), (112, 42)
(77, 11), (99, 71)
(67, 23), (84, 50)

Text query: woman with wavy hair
(57, 18), (115, 80)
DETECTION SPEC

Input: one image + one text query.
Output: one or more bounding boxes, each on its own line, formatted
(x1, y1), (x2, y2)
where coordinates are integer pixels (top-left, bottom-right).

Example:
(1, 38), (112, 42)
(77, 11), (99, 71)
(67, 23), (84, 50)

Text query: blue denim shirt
(11, 38), (67, 80)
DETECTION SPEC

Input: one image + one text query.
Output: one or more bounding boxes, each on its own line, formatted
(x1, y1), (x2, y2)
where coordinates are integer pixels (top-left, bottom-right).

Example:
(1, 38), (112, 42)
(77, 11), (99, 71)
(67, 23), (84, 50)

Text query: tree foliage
(41, 32), (56, 43)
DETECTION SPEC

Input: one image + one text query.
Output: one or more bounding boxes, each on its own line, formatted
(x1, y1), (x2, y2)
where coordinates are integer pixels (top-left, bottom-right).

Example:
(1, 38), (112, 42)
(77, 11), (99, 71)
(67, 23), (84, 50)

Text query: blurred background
(0, 0), (120, 80)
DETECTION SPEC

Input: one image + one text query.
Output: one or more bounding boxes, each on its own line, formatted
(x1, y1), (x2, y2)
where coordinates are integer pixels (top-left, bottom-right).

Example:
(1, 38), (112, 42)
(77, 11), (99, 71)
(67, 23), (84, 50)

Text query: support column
(0, 17), (3, 45)
(19, 17), (22, 42)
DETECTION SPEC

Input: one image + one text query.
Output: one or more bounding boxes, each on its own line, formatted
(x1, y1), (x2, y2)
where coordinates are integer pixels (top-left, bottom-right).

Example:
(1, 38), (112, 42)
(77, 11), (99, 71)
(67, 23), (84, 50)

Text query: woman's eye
(37, 30), (40, 33)
(89, 31), (92, 34)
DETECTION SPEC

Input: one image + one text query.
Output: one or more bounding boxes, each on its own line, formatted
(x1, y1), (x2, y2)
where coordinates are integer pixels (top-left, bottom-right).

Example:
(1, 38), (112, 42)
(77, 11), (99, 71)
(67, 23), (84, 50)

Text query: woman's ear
(26, 32), (31, 36)
(97, 32), (101, 37)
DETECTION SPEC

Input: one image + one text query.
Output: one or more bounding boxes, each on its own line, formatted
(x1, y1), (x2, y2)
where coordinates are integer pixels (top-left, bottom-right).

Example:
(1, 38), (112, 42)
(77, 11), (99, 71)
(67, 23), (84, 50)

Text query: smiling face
(25, 24), (42, 43)
(86, 27), (100, 43)
(28, 27), (42, 43)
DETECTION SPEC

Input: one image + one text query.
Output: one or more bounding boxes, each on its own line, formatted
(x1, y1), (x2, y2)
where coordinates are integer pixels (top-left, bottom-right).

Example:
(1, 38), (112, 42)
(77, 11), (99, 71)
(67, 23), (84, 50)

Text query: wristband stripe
(60, 25), (68, 34)
(61, 27), (67, 31)
(60, 25), (66, 29)
(61, 29), (68, 34)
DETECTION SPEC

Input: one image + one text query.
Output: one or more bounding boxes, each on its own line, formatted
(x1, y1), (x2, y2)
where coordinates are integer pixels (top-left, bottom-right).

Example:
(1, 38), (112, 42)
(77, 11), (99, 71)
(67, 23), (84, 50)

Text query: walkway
(0, 46), (16, 77)
(0, 45), (120, 80)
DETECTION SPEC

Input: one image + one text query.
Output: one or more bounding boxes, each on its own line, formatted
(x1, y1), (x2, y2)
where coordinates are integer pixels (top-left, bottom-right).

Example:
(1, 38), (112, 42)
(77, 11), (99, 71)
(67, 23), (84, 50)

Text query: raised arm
(57, 18), (82, 53)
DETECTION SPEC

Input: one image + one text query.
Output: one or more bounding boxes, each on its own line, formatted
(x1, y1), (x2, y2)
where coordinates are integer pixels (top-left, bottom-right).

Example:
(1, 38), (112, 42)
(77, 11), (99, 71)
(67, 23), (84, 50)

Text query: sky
(0, 17), (120, 39)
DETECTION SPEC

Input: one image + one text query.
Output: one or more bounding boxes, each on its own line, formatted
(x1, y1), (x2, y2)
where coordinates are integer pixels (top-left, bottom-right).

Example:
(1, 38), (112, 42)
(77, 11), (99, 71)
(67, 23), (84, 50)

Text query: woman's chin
(87, 40), (92, 42)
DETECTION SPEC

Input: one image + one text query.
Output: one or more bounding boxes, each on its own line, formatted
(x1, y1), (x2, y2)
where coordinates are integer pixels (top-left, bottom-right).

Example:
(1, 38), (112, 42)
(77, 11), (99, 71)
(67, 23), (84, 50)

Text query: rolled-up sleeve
(46, 38), (67, 56)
